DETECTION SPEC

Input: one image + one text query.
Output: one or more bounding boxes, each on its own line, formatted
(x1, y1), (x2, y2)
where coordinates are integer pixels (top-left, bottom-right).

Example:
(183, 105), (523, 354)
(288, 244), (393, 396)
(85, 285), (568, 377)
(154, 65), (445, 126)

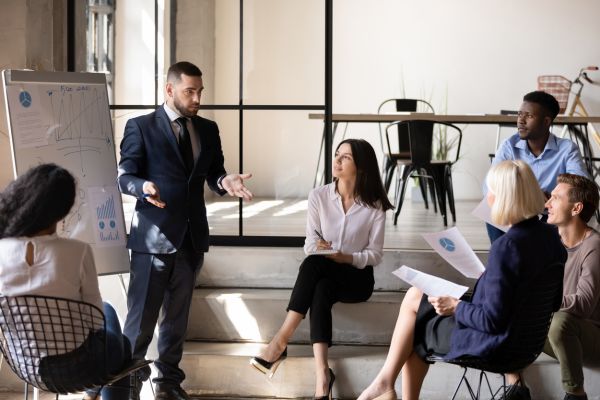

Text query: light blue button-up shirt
(490, 132), (590, 194)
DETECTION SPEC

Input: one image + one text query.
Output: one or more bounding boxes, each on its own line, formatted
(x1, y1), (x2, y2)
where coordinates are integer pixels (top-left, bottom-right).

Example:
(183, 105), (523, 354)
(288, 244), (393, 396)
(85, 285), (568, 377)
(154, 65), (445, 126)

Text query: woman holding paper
(357, 160), (567, 400)
(250, 139), (393, 399)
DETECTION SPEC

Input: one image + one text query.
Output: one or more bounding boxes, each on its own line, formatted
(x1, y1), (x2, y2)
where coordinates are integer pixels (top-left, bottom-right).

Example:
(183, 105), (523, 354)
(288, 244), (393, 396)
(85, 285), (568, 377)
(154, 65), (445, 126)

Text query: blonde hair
(486, 160), (546, 226)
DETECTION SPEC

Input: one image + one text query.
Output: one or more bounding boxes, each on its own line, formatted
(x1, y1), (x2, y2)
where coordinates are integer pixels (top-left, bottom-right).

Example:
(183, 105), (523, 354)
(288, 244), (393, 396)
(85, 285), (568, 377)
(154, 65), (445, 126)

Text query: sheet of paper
(6, 86), (48, 148)
(471, 198), (509, 232)
(307, 249), (338, 255)
(422, 227), (485, 279)
(392, 265), (469, 298)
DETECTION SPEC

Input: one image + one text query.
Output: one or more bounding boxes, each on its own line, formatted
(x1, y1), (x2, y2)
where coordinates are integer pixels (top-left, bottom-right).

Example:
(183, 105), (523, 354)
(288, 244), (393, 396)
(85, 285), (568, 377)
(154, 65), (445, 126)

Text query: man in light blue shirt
(486, 91), (590, 244)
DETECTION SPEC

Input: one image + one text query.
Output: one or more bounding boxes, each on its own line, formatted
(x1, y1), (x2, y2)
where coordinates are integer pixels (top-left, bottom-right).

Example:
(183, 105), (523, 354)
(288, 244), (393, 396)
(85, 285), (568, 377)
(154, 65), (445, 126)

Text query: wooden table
(310, 113), (600, 181)
(308, 113), (600, 124)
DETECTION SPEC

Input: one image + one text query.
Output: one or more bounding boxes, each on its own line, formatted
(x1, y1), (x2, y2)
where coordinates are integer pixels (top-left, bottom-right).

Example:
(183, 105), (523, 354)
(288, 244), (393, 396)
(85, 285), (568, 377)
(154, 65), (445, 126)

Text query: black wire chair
(385, 120), (462, 226)
(378, 98), (437, 212)
(0, 295), (151, 399)
(426, 262), (564, 400)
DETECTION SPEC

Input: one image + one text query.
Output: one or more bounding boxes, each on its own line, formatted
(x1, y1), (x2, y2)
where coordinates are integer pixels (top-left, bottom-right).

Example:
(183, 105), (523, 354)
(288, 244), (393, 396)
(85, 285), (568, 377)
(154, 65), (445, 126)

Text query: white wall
(332, 0), (600, 199)
(211, 0), (600, 199)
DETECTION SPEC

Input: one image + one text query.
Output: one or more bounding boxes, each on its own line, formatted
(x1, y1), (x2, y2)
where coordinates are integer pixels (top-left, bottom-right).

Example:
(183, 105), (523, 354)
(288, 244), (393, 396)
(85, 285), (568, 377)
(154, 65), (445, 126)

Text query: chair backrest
(498, 109), (519, 128)
(385, 120), (462, 166)
(378, 99), (435, 153)
(0, 295), (107, 393)
(407, 120), (435, 165)
(487, 261), (564, 372)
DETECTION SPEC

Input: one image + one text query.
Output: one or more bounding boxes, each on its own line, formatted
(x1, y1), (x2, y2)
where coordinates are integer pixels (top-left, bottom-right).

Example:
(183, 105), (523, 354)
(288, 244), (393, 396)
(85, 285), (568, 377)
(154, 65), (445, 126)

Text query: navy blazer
(117, 106), (227, 254)
(445, 217), (567, 360)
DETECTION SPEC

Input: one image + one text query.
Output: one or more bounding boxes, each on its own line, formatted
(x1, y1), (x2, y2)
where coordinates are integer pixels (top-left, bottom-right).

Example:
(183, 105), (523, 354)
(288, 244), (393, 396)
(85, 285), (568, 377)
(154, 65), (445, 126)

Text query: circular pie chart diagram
(19, 91), (32, 108)
(439, 237), (456, 252)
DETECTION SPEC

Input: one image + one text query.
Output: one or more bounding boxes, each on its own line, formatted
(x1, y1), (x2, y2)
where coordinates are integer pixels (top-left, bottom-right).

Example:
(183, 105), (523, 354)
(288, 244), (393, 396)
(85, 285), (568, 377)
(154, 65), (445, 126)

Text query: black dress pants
(123, 233), (203, 386)
(287, 255), (374, 346)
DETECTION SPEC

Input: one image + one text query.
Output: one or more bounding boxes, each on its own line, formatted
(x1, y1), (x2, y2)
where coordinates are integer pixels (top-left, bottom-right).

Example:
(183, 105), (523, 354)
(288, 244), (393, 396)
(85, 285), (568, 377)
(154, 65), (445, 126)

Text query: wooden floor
(205, 198), (493, 251)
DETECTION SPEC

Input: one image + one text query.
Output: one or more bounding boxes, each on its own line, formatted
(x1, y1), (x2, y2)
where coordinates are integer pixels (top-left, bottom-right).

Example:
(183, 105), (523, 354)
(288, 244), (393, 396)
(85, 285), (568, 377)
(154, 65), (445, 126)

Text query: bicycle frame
(560, 67), (600, 147)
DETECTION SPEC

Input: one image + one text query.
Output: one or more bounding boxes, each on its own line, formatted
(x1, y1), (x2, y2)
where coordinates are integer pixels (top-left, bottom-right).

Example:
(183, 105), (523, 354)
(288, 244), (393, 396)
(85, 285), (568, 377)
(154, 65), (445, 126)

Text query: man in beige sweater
(544, 173), (600, 400)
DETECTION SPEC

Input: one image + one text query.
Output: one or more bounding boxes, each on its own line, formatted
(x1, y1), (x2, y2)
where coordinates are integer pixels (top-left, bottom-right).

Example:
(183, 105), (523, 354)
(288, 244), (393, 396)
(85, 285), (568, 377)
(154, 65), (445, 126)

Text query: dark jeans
(287, 255), (374, 346)
(86, 302), (132, 400)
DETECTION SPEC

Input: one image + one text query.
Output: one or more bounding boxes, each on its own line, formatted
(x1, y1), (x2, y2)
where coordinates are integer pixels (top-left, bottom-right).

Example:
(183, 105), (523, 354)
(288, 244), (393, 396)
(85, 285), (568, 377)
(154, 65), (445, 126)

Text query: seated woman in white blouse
(250, 139), (393, 400)
(0, 163), (131, 400)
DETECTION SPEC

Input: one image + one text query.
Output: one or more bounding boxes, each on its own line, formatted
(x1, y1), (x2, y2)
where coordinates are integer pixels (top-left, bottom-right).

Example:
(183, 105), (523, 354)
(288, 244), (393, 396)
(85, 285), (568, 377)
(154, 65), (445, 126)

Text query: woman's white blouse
(0, 234), (103, 310)
(303, 183), (386, 269)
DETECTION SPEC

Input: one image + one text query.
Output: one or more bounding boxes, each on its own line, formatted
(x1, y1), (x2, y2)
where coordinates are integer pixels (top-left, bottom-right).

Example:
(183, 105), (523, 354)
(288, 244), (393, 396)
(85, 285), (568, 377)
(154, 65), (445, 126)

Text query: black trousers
(287, 255), (374, 346)
(123, 234), (203, 386)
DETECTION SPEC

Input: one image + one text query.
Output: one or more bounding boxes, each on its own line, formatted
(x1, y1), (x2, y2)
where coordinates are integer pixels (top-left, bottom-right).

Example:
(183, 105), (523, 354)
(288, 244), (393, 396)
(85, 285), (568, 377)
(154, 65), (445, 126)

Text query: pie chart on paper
(439, 237), (456, 252)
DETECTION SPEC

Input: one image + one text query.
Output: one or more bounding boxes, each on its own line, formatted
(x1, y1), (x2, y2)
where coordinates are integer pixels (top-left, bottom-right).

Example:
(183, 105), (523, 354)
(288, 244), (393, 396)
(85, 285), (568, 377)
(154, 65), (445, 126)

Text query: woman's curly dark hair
(0, 163), (76, 238)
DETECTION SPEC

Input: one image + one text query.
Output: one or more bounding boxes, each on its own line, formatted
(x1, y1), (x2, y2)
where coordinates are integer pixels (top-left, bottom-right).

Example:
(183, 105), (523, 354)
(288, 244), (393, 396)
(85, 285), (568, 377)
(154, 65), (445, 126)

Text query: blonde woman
(357, 160), (567, 400)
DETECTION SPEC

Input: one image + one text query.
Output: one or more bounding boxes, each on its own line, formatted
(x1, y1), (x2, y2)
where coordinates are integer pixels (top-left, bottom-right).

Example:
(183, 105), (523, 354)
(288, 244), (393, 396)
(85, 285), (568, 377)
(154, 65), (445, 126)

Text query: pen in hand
(314, 230), (326, 242)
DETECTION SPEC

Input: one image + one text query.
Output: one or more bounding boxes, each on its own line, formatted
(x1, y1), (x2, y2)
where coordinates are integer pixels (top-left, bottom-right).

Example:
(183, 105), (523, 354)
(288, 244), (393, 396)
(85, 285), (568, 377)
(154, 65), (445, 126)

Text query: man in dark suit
(117, 61), (252, 400)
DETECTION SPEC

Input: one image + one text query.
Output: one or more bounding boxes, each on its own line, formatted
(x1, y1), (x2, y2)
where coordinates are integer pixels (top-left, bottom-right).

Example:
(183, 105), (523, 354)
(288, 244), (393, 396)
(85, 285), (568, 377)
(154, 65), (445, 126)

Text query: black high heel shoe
(249, 347), (288, 378)
(314, 368), (335, 400)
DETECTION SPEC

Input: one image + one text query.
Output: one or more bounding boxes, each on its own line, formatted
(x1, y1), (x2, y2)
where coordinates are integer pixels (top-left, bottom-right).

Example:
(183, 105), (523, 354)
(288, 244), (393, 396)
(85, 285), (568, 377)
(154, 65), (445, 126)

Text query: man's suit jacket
(117, 106), (226, 254)
(445, 217), (567, 360)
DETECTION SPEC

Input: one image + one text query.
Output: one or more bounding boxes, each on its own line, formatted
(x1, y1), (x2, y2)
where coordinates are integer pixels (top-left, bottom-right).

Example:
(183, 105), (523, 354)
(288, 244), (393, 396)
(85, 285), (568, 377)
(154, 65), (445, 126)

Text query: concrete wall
(0, 0), (77, 387)
(0, 0), (70, 189)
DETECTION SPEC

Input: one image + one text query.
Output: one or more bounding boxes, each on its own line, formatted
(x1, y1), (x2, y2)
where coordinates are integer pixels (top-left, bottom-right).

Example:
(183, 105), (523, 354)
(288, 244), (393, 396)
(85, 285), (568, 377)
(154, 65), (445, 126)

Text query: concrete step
(179, 342), (600, 400)
(187, 290), (402, 344)
(200, 247), (485, 290)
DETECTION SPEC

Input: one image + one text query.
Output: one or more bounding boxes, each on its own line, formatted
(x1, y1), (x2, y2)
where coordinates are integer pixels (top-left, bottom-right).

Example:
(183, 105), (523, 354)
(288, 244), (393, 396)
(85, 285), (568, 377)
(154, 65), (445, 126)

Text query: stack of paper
(393, 227), (483, 298)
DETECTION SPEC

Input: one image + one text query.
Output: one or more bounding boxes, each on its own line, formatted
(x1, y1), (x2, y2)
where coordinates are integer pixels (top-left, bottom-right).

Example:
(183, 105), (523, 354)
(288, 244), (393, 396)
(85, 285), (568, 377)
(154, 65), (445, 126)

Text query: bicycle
(538, 66), (600, 180)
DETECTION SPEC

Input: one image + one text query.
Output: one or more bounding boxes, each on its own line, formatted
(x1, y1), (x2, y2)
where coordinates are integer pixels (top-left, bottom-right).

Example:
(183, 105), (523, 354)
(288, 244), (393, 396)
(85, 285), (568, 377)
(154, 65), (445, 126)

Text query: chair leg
(428, 166), (448, 226)
(24, 382), (29, 400)
(446, 166), (456, 223)
(452, 367), (478, 400)
(417, 175), (429, 210)
(394, 166), (413, 225)
(425, 172), (438, 213)
(384, 158), (394, 193)
(491, 374), (508, 400)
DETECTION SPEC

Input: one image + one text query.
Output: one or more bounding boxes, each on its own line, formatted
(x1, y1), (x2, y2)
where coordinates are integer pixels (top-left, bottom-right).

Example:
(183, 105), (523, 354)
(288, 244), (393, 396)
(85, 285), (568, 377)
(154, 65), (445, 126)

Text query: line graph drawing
(46, 85), (113, 177)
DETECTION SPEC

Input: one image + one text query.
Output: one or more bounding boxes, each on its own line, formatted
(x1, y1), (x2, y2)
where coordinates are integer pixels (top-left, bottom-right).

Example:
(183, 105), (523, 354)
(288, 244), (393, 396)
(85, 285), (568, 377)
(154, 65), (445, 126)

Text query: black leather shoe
(501, 384), (531, 400)
(564, 393), (588, 400)
(314, 368), (335, 400)
(154, 384), (190, 400)
(249, 347), (288, 378)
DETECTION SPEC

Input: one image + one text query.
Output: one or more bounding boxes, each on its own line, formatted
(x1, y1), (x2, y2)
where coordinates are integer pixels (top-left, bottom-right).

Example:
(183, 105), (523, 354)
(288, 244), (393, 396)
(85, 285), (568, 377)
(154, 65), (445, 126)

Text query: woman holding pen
(250, 139), (393, 399)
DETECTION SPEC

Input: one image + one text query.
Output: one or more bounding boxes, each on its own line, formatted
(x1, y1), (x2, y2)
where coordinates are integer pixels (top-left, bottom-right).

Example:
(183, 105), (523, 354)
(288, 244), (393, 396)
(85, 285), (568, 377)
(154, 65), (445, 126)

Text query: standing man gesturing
(117, 61), (253, 400)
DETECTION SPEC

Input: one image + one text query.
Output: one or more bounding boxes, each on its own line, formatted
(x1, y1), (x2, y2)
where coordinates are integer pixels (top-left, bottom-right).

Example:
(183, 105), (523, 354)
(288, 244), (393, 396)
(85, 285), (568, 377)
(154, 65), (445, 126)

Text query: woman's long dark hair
(0, 163), (76, 238)
(335, 139), (394, 211)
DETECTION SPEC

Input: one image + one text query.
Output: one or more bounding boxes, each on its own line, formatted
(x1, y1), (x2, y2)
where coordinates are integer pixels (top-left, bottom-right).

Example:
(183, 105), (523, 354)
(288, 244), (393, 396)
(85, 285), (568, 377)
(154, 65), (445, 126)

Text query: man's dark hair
(523, 91), (560, 120)
(557, 173), (600, 223)
(167, 61), (202, 83)
(334, 139), (394, 211)
(0, 164), (76, 238)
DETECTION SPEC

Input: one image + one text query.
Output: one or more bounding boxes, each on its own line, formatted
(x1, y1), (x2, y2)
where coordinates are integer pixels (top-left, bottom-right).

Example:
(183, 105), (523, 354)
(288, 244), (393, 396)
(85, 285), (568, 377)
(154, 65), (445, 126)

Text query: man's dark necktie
(175, 117), (194, 173)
